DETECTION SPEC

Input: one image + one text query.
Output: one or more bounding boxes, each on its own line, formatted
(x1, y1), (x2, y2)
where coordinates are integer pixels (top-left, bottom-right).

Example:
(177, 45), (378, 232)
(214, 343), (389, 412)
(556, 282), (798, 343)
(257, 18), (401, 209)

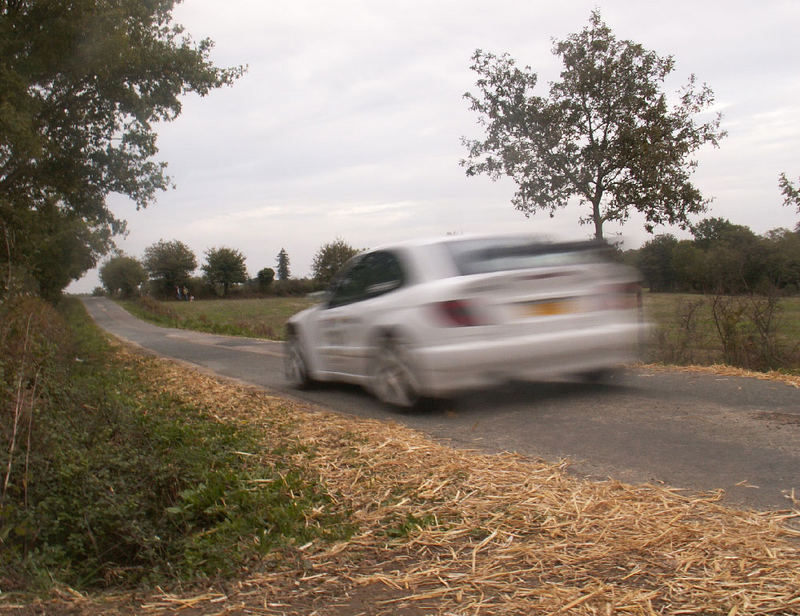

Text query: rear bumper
(411, 322), (644, 396)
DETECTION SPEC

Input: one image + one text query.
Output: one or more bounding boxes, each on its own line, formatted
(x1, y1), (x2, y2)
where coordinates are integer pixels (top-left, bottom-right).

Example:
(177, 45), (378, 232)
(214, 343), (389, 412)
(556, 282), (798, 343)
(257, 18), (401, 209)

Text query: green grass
(121, 296), (318, 340)
(0, 297), (350, 591)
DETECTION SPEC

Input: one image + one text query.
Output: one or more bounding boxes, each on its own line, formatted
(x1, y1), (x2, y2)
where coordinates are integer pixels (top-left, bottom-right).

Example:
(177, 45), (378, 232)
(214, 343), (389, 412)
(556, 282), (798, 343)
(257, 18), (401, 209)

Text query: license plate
(523, 299), (576, 317)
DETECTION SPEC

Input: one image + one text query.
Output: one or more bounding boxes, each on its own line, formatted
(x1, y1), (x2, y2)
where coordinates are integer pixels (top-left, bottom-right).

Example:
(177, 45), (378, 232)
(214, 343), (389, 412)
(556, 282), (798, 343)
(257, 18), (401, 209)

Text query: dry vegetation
(6, 347), (799, 615)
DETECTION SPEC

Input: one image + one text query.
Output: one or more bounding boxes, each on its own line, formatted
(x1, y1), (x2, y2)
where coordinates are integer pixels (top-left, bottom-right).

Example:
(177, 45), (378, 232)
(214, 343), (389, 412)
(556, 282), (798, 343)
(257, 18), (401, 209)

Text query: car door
(316, 257), (369, 374)
(334, 251), (407, 377)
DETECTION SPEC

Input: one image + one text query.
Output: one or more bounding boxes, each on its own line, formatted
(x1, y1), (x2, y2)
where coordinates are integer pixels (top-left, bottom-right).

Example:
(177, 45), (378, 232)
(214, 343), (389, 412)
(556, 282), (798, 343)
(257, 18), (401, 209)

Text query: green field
(122, 296), (318, 340)
(123, 292), (800, 373)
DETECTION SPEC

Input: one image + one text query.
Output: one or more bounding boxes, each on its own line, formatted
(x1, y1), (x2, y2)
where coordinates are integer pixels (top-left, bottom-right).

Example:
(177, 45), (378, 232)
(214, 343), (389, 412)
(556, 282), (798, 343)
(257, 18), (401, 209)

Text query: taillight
(432, 300), (483, 327)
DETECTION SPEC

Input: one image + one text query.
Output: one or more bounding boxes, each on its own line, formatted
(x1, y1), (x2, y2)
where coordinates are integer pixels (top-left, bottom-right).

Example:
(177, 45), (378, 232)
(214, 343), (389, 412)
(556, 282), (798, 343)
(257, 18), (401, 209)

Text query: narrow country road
(82, 296), (800, 513)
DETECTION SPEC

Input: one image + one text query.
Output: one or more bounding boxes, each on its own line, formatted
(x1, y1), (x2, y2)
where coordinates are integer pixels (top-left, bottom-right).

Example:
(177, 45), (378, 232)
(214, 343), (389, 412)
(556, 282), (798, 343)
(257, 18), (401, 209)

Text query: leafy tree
(257, 267), (275, 292)
(311, 238), (360, 286)
(462, 10), (725, 239)
(779, 173), (800, 214)
(201, 247), (247, 297)
(99, 255), (146, 298)
(691, 218), (767, 293)
(637, 234), (678, 292)
(763, 228), (800, 290)
(143, 240), (197, 297)
(11, 200), (113, 301)
(0, 0), (244, 299)
(670, 240), (706, 292)
(276, 248), (290, 281)
(690, 217), (747, 249)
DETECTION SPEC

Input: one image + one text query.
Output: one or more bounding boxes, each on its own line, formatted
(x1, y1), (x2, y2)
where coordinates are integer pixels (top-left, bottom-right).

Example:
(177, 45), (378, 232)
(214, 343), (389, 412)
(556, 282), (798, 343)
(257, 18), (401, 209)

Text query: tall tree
(311, 238), (360, 286)
(276, 248), (290, 281)
(99, 254), (146, 298)
(202, 246), (247, 297)
(142, 239), (196, 297)
(0, 0), (244, 298)
(462, 11), (725, 239)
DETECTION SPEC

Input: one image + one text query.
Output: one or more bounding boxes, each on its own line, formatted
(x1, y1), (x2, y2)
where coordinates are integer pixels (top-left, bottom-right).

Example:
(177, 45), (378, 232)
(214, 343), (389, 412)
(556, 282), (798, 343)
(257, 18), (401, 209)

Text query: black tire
(284, 334), (314, 390)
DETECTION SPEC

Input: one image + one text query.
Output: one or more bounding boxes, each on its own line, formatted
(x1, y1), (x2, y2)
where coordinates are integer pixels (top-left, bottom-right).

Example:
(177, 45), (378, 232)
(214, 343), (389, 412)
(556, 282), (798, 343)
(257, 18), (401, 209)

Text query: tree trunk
(592, 200), (603, 239)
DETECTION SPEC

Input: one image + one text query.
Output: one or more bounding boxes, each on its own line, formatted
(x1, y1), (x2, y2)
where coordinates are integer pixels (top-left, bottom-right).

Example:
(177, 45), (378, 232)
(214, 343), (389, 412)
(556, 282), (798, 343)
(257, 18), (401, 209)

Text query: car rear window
(443, 238), (610, 276)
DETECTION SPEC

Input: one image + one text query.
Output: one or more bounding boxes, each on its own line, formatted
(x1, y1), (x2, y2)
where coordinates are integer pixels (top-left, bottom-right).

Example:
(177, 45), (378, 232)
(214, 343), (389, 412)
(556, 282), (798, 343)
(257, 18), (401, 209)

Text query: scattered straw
(5, 347), (798, 615)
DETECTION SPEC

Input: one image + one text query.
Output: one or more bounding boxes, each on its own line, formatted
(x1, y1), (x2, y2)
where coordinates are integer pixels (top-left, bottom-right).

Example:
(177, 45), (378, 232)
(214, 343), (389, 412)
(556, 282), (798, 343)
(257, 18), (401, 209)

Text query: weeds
(646, 291), (799, 373)
(0, 298), (350, 591)
(652, 297), (705, 364)
(710, 293), (789, 371)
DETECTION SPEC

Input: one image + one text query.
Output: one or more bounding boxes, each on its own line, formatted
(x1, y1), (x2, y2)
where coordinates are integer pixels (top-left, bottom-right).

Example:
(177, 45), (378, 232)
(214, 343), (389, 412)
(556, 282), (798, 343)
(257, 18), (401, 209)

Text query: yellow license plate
(524, 299), (575, 317)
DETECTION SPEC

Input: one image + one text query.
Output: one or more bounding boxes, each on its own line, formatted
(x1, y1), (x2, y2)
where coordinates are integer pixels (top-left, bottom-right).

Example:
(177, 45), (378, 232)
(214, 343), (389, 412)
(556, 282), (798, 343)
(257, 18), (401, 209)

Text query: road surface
(82, 296), (800, 512)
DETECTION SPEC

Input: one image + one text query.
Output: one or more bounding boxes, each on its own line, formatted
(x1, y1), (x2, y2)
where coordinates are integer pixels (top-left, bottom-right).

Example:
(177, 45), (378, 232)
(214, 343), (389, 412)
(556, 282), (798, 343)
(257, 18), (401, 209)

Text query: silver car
(285, 234), (645, 408)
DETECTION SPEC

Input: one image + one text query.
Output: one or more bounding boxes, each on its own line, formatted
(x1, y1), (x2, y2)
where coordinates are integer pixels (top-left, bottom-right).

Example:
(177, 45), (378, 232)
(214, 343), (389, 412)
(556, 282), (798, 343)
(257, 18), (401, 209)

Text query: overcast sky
(69, 0), (800, 292)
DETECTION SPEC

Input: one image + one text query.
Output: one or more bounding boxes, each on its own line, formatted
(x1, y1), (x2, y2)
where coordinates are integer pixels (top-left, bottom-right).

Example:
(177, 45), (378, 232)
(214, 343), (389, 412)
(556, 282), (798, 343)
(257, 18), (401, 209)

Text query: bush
(710, 293), (790, 371)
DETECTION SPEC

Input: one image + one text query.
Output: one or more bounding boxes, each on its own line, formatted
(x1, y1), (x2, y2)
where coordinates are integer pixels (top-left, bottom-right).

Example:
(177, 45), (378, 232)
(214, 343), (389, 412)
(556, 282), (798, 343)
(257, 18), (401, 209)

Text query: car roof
(366, 232), (552, 253)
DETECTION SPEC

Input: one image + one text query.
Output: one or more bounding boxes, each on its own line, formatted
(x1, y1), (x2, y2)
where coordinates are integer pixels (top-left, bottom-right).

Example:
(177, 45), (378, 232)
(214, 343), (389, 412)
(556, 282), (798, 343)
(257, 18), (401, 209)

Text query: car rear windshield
(444, 238), (611, 276)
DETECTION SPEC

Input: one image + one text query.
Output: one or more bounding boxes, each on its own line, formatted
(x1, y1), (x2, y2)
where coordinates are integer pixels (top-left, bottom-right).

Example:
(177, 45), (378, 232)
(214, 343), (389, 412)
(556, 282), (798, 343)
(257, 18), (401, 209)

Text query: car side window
(327, 259), (369, 308)
(363, 251), (405, 298)
(326, 251), (405, 308)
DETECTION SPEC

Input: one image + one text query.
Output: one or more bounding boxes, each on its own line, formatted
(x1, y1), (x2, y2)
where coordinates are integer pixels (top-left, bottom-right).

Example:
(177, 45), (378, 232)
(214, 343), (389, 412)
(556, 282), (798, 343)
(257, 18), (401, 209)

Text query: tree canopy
(631, 219), (800, 294)
(142, 239), (196, 296)
(462, 11), (725, 239)
(201, 246), (247, 297)
(99, 254), (146, 298)
(257, 267), (275, 292)
(0, 0), (244, 298)
(311, 238), (360, 286)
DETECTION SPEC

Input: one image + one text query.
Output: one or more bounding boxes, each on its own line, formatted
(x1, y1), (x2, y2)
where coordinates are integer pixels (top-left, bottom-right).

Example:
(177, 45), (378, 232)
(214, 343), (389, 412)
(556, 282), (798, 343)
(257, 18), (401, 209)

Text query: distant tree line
(99, 239), (361, 300)
(624, 218), (800, 294)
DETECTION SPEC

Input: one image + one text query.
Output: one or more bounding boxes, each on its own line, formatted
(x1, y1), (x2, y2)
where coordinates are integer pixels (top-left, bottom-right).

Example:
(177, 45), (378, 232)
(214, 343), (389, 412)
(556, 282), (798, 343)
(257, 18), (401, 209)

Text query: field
(122, 296), (317, 340)
(124, 292), (800, 373)
(641, 292), (800, 372)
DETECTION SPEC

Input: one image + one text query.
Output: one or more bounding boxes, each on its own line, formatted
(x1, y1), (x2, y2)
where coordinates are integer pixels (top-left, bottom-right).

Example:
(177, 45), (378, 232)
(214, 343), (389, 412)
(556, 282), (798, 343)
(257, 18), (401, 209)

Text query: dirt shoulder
(4, 349), (800, 615)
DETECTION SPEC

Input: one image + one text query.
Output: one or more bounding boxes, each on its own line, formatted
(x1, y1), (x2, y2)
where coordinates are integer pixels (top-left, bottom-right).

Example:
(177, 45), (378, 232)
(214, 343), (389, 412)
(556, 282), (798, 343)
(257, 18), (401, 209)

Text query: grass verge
(0, 298), (350, 592)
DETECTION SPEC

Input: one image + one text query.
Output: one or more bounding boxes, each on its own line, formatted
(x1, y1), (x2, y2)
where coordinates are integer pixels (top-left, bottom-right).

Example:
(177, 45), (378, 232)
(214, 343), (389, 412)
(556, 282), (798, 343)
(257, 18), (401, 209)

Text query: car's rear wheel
(371, 339), (421, 409)
(284, 334), (314, 389)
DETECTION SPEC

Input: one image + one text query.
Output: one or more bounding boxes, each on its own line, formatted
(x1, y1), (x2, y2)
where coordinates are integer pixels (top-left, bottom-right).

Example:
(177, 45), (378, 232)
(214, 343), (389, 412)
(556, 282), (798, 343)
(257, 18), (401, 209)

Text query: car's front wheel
(284, 333), (314, 390)
(371, 339), (422, 409)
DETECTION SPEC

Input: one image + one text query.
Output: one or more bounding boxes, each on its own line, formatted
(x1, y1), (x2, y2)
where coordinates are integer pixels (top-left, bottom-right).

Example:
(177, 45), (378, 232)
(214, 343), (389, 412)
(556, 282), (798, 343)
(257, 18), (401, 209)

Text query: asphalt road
(82, 296), (800, 512)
